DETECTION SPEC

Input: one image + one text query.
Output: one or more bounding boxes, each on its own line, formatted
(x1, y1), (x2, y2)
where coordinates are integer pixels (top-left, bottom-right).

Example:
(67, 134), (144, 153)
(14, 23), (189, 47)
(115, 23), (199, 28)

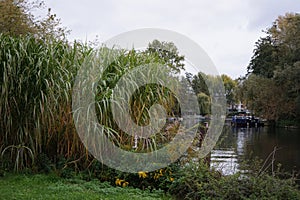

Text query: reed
(93, 49), (179, 152)
(0, 34), (179, 171)
(0, 34), (91, 169)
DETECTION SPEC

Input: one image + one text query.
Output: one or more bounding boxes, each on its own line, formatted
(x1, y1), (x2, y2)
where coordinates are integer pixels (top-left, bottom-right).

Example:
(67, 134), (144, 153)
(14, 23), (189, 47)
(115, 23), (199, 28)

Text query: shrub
(168, 160), (300, 200)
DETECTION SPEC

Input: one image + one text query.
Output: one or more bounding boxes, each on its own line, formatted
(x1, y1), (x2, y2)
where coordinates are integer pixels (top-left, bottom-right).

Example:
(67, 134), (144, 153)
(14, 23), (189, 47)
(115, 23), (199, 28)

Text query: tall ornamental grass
(93, 49), (180, 152)
(0, 34), (180, 171)
(0, 34), (91, 170)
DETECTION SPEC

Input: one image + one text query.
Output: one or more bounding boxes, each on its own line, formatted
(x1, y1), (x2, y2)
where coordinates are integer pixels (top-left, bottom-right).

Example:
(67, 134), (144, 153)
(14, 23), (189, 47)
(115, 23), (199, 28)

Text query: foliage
(168, 160), (300, 200)
(1, 144), (34, 172)
(242, 13), (300, 125)
(0, 34), (91, 171)
(221, 74), (237, 107)
(268, 13), (300, 65)
(0, 0), (68, 39)
(113, 164), (179, 192)
(146, 39), (185, 73)
(185, 72), (227, 116)
(274, 61), (300, 100)
(238, 74), (292, 121)
(93, 48), (181, 152)
(185, 72), (211, 116)
(247, 36), (278, 78)
(247, 12), (300, 78)
(168, 160), (222, 199)
(0, 0), (35, 36)
(0, 34), (185, 172)
(197, 92), (211, 115)
(186, 72), (210, 96)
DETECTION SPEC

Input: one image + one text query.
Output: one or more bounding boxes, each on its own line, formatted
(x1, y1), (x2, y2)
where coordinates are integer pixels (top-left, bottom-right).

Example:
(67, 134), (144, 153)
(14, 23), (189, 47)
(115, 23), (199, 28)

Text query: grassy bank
(0, 173), (170, 200)
(1, 161), (300, 200)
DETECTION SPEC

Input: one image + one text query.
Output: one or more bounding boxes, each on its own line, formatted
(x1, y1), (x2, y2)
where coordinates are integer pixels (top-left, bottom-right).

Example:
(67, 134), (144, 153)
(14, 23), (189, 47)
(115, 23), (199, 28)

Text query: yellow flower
(122, 181), (129, 187)
(115, 178), (123, 186)
(153, 171), (164, 179)
(159, 169), (163, 174)
(138, 171), (148, 178)
(170, 177), (174, 182)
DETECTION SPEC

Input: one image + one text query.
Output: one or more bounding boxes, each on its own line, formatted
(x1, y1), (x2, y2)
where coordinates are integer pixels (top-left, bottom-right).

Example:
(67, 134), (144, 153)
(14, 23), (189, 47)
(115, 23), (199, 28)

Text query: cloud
(246, 0), (300, 30)
(43, 0), (298, 78)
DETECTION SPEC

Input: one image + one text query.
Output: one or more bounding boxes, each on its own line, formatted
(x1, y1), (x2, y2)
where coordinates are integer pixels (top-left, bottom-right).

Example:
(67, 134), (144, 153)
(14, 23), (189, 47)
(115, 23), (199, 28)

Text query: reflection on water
(210, 148), (238, 175)
(210, 125), (300, 175)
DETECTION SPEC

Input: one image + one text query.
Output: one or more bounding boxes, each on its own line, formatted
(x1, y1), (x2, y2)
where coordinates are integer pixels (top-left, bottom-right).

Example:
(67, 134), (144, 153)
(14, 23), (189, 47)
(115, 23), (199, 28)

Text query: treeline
(186, 13), (300, 127)
(237, 13), (300, 126)
(186, 72), (236, 115)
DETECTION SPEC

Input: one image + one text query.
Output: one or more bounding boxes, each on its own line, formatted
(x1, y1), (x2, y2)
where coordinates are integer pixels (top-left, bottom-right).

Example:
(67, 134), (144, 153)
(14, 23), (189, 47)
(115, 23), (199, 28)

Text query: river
(210, 125), (300, 176)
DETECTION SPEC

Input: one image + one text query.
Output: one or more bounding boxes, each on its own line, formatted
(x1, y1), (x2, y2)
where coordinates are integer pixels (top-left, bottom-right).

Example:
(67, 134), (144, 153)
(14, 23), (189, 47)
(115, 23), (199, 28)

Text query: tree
(186, 72), (210, 96)
(221, 74), (237, 108)
(247, 36), (278, 78)
(268, 12), (300, 65)
(185, 72), (227, 116)
(245, 13), (300, 125)
(274, 62), (300, 98)
(0, 0), (67, 39)
(239, 74), (291, 123)
(0, 0), (34, 35)
(146, 39), (185, 73)
(247, 13), (300, 78)
(197, 92), (211, 115)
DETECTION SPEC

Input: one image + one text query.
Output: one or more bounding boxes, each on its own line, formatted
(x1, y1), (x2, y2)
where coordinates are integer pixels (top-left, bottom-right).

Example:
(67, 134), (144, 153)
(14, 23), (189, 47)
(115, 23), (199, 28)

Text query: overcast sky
(42, 0), (300, 78)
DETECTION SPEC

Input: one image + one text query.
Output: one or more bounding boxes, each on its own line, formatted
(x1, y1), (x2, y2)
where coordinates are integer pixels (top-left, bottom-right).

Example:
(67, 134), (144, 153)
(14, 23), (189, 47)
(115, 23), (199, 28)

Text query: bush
(168, 160), (300, 200)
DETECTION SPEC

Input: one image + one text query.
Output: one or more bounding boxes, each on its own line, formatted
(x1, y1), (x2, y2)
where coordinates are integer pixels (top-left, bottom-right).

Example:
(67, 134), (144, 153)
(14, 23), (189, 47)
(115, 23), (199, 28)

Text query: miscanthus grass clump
(0, 34), (91, 170)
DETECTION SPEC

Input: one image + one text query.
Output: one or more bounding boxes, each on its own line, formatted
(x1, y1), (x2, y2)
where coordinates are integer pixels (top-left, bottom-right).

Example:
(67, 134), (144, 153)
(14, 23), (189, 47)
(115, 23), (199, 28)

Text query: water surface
(211, 125), (300, 175)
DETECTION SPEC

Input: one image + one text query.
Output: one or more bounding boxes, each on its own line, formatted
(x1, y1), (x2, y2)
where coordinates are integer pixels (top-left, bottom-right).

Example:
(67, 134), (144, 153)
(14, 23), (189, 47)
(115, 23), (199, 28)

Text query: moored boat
(231, 115), (264, 127)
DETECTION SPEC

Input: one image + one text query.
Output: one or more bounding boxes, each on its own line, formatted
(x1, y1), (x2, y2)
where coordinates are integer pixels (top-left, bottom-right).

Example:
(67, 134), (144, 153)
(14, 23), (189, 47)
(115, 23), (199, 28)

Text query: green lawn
(0, 174), (171, 200)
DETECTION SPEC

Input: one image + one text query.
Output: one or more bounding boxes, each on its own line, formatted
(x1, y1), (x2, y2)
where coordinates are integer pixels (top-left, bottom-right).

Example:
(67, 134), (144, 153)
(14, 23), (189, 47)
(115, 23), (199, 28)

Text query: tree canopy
(146, 39), (185, 73)
(0, 0), (68, 39)
(221, 74), (237, 107)
(247, 12), (300, 78)
(243, 12), (300, 125)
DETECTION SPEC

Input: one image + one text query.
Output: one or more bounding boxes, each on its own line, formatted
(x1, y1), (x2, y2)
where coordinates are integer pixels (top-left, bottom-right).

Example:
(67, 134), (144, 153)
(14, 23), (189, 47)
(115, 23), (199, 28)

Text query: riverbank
(1, 160), (300, 200)
(0, 173), (170, 200)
